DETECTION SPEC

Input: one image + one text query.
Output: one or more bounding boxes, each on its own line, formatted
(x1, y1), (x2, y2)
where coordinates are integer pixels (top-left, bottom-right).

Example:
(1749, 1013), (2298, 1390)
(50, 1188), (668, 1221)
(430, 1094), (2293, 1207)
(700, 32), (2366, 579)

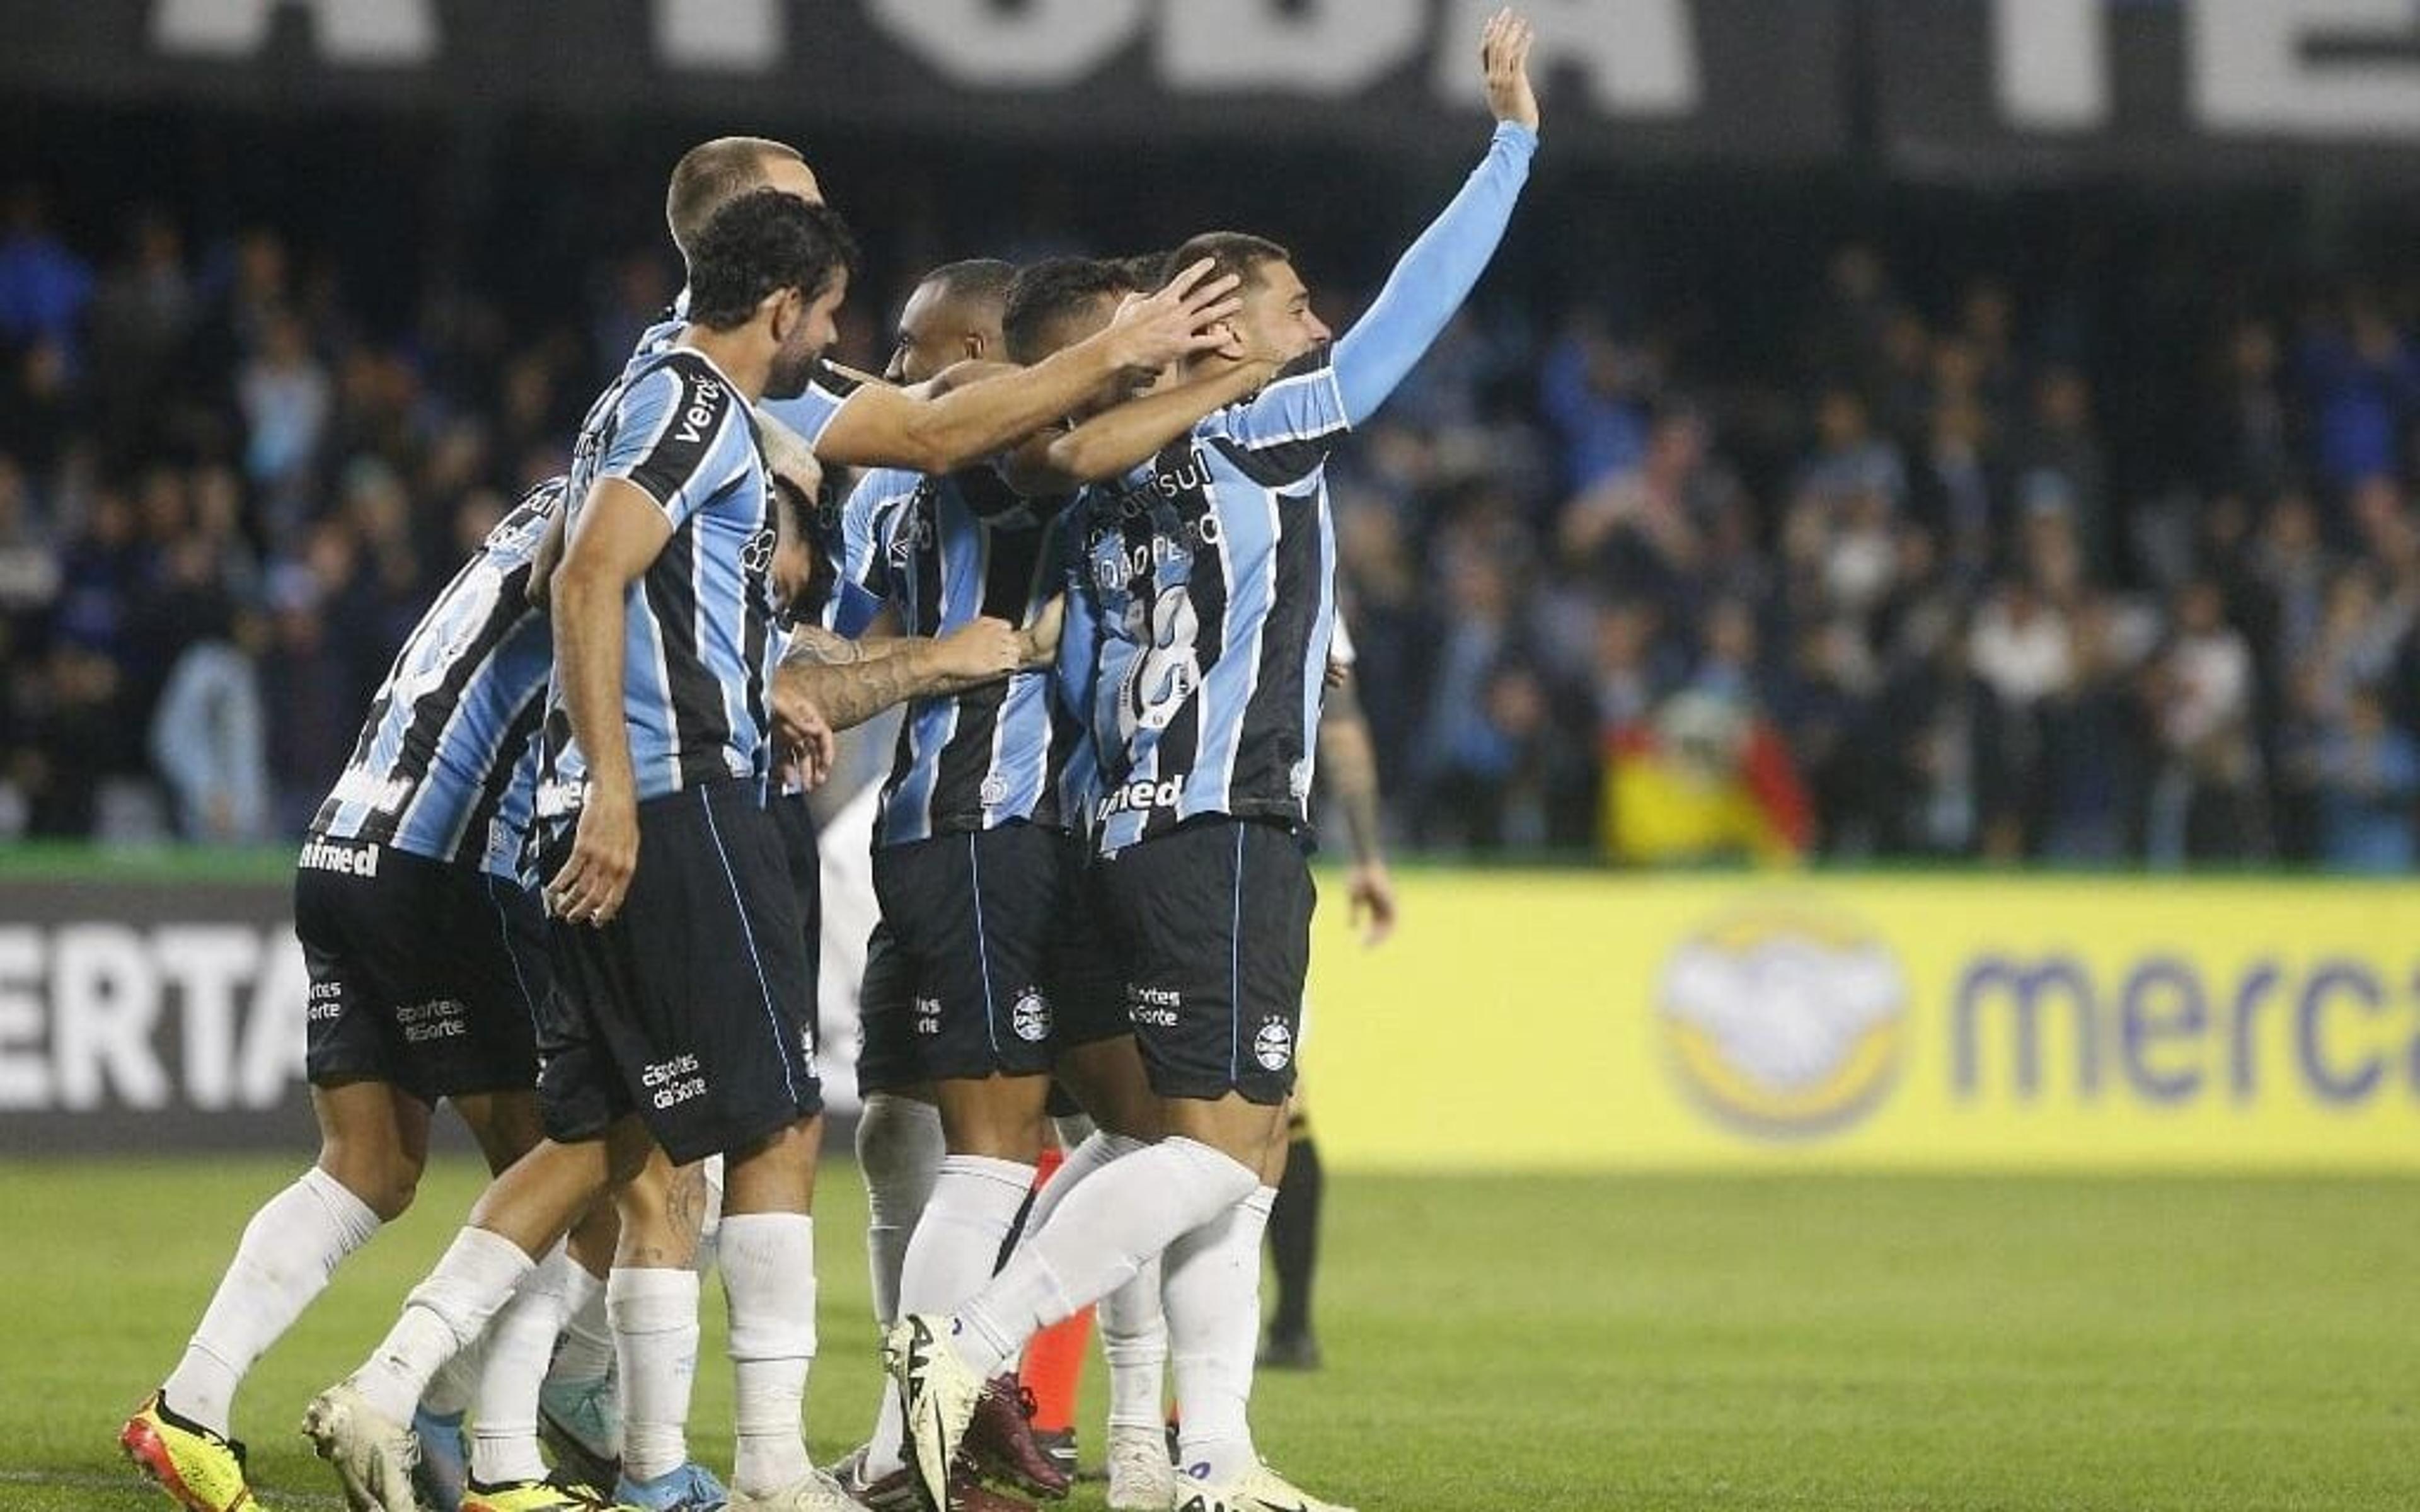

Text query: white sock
(1100, 1255), (1168, 1431)
(696, 1155), (727, 1277)
(1167, 1186), (1276, 1487)
(422, 1339), (480, 1418)
(955, 1138), (1256, 1378)
(350, 1227), (533, 1426)
(858, 1094), (944, 1327)
(610, 1267), (700, 1482)
(720, 1213), (817, 1494)
(1023, 1128), (1148, 1247)
(546, 1262), (613, 1386)
(163, 1167), (381, 1438)
(470, 1244), (577, 1486)
(866, 1156), (1033, 1477)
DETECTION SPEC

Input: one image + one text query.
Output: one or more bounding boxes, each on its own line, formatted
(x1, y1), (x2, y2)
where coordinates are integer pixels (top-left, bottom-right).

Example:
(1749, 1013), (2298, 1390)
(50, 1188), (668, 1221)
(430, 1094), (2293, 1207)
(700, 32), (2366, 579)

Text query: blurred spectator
(2296, 295), (2419, 492)
(2304, 687), (2419, 873)
(238, 306), (332, 507)
(0, 185), (93, 357)
(2145, 581), (2264, 866)
(1539, 306), (1649, 493)
(150, 607), (270, 844)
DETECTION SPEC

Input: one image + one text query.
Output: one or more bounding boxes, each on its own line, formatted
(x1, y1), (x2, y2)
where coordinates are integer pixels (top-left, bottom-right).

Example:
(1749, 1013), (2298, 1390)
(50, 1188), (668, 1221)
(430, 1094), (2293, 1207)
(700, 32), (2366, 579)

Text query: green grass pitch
(0, 1158), (2413, 1509)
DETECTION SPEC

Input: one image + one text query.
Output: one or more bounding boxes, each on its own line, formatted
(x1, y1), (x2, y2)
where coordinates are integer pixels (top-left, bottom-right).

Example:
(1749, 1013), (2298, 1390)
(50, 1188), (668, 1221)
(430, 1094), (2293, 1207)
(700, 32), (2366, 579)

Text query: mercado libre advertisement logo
(1657, 903), (1908, 1138)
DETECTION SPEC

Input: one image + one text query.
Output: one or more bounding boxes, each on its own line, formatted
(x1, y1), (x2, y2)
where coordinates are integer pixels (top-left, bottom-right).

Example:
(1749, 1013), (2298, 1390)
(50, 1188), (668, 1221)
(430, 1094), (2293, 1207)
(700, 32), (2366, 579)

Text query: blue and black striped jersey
(836, 465), (1086, 846)
(538, 345), (780, 805)
(1074, 353), (1347, 855)
(311, 477), (565, 877)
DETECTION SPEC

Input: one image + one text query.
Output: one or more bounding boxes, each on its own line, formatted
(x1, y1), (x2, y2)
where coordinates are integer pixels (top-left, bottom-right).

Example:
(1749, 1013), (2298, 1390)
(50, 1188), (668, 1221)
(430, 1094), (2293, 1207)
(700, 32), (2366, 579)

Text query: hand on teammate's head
(1100, 258), (1245, 372)
(1482, 8), (1540, 133)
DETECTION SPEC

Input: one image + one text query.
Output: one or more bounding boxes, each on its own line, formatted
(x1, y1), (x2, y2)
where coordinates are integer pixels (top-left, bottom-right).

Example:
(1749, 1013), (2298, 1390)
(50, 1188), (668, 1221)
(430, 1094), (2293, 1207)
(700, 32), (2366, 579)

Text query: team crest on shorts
(1253, 1017), (1294, 1071)
(1657, 901), (1906, 1138)
(1011, 988), (1052, 1043)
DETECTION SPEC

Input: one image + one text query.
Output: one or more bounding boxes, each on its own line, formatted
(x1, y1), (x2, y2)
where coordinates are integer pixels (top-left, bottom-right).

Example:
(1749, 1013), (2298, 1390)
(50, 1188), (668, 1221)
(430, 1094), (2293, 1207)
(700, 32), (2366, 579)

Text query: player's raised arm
(1328, 7), (1538, 427)
(1005, 353), (1283, 491)
(810, 261), (1244, 474)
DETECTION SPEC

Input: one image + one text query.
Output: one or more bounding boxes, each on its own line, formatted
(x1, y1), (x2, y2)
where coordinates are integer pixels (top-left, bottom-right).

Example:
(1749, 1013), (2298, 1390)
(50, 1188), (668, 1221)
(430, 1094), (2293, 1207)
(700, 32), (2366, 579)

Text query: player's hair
(666, 135), (805, 261)
(1161, 231), (1293, 294)
(920, 258), (1017, 314)
(1109, 251), (1176, 291)
(684, 190), (859, 331)
(1002, 257), (1139, 365)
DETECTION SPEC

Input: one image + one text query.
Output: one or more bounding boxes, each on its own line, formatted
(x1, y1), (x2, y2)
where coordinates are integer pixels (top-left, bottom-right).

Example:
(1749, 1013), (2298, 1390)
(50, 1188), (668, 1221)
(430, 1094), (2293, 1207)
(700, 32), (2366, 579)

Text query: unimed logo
(1952, 954), (2420, 1106)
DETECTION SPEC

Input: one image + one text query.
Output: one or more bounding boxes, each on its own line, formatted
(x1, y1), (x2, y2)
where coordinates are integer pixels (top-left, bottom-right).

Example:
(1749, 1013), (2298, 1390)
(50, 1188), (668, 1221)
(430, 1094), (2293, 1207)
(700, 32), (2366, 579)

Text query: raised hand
(1103, 258), (1245, 372)
(1482, 8), (1538, 132)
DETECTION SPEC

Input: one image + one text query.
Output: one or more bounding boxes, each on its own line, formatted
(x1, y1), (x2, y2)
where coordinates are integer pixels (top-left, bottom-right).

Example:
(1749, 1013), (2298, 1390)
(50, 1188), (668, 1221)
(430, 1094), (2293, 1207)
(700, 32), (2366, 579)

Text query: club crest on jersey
(1253, 1017), (1294, 1071)
(1011, 989), (1052, 1043)
(1657, 902), (1908, 1139)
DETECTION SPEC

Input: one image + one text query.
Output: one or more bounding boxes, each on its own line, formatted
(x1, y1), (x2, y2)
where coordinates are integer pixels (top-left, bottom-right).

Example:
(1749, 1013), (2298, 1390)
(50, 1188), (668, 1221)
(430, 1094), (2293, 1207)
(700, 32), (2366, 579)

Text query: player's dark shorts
(1050, 854), (1132, 1053)
(1095, 816), (1315, 1106)
(534, 780), (821, 1165)
(769, 788), (822, 1062)
(855, 920), (921, 1098)
(295, 837), (544, 1104)
(872, 820), (1075, 1081)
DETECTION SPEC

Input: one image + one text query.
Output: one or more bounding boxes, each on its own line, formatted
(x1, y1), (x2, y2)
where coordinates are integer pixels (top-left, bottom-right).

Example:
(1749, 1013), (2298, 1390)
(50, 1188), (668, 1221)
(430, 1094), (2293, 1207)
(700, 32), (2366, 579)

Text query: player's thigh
(873, 823), (1067, 1084)
(854, 920), (930, 1102)
(1098, 819), (1313, 1114)
(542, 784), (821, 1167)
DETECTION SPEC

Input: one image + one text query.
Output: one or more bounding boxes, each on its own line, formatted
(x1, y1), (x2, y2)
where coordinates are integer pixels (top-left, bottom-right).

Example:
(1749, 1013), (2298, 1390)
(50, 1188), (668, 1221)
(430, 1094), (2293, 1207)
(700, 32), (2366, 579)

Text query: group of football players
(118, 11), (1538, 1512)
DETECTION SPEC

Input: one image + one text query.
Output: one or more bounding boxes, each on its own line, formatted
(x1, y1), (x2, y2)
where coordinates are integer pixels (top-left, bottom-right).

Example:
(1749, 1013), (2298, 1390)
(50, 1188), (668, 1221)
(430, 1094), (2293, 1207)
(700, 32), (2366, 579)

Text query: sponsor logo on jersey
(299, 836), (383, 878)
(671, 375), (725, 445)
(1097, 774), (1187, 822)
(1657, 903), (1906, 1137)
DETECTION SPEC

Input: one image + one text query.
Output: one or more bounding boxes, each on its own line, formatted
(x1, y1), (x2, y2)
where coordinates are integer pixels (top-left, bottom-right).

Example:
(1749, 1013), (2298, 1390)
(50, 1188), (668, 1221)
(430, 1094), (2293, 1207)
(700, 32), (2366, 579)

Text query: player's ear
(767, 285), (803, 340)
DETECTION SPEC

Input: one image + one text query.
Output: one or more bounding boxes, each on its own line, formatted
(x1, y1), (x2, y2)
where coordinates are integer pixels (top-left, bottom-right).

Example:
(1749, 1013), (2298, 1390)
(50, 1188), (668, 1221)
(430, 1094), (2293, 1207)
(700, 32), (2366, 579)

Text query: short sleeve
(1202, 350), (1350, 486)
(760, 358), (869, 451)
(602, 358), (747, 527)
(821, 468), (913, 637)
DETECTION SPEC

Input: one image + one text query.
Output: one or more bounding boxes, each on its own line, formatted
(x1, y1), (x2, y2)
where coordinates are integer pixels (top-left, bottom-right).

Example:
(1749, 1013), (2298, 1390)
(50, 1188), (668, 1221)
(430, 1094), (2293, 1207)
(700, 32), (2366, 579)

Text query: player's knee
(319, 1145), (422, 1222)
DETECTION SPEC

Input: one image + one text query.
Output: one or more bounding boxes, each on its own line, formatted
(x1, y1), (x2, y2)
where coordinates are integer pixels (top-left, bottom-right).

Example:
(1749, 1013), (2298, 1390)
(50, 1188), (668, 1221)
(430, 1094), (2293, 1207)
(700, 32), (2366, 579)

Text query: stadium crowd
(1, 181), (2416, 869)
